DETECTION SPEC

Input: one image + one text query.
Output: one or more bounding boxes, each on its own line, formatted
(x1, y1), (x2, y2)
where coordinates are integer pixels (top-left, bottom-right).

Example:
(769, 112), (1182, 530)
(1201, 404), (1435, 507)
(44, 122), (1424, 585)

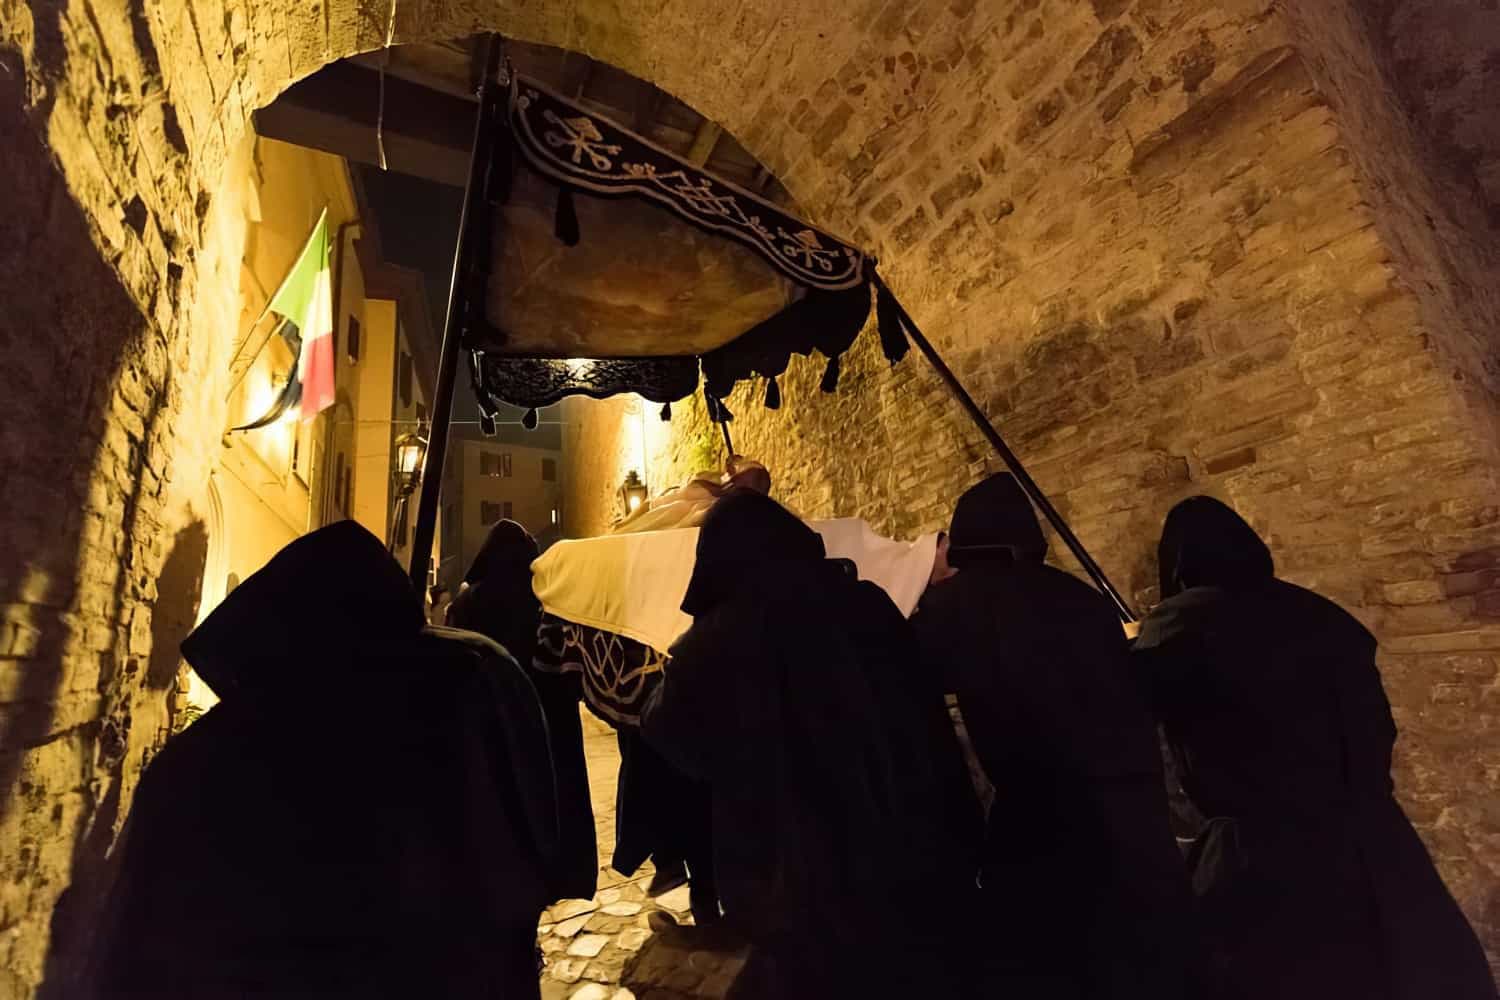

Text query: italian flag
(269, 208), (336, 420)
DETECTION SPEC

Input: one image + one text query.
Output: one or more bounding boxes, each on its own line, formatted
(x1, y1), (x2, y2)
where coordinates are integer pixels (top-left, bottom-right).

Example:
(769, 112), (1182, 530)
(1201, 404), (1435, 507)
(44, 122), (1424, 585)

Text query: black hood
(465, 519), (539, 586)
(1157, 495), (1274, 599)
(947, 472), (1047, 568)
(680, 488), (825, 617)
(182, 520), (425, 701)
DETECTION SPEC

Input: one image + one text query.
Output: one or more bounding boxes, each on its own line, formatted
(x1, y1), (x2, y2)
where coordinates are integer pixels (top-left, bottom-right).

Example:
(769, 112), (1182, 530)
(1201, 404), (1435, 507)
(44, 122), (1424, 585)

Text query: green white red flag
(267, 208), (335, 420)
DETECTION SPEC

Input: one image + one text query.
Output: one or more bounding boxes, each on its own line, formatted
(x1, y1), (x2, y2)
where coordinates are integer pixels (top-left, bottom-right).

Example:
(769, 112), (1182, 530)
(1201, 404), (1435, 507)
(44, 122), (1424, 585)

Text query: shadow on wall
(0, 50), (205, 996)
(40, 521), (208, 999)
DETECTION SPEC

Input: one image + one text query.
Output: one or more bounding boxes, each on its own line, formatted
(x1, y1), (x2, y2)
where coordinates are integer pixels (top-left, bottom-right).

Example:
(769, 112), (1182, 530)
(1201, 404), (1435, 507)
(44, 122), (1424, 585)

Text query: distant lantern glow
(619, 470), (647, 515)
(393, 431), (427, 497)
(551, 508), (560, 525)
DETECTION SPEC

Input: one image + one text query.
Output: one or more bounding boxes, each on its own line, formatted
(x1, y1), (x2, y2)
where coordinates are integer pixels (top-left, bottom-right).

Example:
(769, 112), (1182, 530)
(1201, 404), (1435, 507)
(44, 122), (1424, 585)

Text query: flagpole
(406, 33), (502, 591)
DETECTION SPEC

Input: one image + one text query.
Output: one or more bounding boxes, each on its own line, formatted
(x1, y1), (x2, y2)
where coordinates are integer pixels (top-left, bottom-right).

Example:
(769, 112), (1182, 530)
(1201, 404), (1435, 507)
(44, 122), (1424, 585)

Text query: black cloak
(86, 522), (558, 998)
(1137, 496), (1495, 1000)
(643, 490), (980, 996)
(914, 473), (1196, 998)
(448, 519), (598, 901)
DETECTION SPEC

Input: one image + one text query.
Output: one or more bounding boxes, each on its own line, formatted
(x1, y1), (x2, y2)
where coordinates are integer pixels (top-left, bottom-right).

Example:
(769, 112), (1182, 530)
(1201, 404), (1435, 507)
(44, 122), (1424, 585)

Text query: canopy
(459, 69), (911, 422)
(406, 36), (1138, 625)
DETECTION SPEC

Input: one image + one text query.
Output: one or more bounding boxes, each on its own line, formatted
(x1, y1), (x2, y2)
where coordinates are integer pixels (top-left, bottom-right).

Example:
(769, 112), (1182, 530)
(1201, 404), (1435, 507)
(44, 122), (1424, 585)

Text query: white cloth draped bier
(532, 519), (939, 655)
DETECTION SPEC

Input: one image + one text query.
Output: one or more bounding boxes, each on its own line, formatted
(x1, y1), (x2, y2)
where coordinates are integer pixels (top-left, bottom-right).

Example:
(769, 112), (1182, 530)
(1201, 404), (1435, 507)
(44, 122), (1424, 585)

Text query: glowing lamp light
(619, 470), (647, 515)
(393, 431), (427, 498)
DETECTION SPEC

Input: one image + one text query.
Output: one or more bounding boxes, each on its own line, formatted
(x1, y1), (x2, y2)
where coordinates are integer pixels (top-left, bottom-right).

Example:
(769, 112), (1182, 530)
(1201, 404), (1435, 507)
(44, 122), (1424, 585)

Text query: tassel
(764, 375), (781, 410)
(875, 278), (910, 364)
(707, 395), (735, 424)
(522, 407), (539, 430)
(820, 356), (841, 393)
(479, 411), (497, 436)
(660, 402), (672, 421)
(555, 187), (580, 246)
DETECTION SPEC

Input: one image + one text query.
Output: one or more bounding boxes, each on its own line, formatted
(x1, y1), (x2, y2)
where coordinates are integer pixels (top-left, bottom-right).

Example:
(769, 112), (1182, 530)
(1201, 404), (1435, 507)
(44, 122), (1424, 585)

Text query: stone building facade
(2, 0), (1499, 994)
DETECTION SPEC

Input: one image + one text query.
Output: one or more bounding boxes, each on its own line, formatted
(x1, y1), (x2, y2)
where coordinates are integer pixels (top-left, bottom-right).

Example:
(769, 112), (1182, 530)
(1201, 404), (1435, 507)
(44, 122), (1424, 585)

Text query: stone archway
(4, 0), (1500, 993)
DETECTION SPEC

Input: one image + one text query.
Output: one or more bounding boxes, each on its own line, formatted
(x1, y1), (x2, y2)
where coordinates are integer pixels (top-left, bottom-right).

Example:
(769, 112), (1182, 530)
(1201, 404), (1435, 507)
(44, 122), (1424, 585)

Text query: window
(541, 457), (557, 482)
(346, 317), (361, 362)
(333, 452), (345, 512)
(415, 402), (427, 430)
(503, 501), (513, 520)
(480, 501), (503, 526)
(341, 466), (352, 517)
(480, 451), (512, 478)
(444, 503), (456, 541)
(398, 351), (413, 408)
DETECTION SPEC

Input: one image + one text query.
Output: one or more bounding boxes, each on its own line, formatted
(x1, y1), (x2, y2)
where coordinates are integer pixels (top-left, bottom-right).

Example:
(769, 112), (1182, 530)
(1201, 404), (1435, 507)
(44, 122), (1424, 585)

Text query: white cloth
(531, 518), (939, 655)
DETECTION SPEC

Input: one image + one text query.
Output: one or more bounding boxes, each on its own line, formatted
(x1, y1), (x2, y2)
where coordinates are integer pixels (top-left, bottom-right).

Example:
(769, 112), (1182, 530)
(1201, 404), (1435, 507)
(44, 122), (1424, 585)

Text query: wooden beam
(633, 82), (662, 136)
(346, 50), (476, 101)
(687, 118), (722, 166)
(254, 61), (474, 186)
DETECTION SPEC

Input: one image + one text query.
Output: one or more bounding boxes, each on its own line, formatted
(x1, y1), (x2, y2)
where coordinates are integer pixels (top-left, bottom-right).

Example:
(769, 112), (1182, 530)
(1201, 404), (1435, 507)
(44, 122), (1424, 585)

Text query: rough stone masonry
(2, 0), (1500, 996)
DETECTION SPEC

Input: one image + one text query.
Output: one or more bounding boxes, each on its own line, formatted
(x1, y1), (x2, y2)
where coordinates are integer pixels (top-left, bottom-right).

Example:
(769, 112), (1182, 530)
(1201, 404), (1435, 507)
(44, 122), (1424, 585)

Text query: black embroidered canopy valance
(463, 70), (910, 423)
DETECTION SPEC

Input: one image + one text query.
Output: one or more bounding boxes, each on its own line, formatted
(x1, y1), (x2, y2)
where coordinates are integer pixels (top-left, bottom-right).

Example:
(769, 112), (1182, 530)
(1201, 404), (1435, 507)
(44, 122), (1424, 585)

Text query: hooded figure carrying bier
(642, 489), (980, 998)
(1135, 496), (1495, 1000)
(913, 473), (1197, 999)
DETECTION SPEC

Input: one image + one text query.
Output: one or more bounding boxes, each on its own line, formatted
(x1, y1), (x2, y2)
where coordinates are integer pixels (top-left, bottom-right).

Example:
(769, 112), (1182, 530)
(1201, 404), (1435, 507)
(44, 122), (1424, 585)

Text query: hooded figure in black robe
(448, 519), (598, 901)
(641, 490), (981, 998)
(85, 522), (561, 998)
(913, 473), (1196, 999)
(1135, 496), (1496, 1000)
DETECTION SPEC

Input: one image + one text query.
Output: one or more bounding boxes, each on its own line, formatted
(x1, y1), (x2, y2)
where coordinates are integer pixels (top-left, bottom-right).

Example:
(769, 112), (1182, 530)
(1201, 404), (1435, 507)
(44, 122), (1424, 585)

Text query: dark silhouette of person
(447, 518), (597, 901)
(913, 473), (1196, 999)
(1135, 496), (1496, 1000)
(642, 489), (980, 998)
(85, 522), (562, 998)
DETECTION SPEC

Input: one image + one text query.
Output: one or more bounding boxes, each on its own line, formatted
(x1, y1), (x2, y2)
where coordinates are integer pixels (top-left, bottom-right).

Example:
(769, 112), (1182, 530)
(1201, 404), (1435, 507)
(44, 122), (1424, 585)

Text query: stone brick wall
(3, 0), (1500, 993)
(0, 64), (208, 994)
(1366, 0), (1500, 227)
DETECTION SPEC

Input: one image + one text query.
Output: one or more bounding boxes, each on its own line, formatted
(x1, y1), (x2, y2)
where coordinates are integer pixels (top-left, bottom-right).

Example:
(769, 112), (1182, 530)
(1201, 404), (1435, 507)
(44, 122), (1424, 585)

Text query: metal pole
(704, 386), (735, 457)
(887, 292), (1138, 622)
(407, 34), (501, 590)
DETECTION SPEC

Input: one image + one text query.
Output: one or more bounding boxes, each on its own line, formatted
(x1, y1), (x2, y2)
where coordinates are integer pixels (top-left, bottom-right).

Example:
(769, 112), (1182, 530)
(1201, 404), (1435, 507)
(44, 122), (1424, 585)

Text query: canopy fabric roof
(466, 71), (907, 417)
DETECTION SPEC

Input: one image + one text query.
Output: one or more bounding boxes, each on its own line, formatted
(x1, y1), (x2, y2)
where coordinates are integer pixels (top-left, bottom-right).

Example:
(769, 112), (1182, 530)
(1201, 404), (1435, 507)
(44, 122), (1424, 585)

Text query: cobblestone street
(538, 712), (748, 1000)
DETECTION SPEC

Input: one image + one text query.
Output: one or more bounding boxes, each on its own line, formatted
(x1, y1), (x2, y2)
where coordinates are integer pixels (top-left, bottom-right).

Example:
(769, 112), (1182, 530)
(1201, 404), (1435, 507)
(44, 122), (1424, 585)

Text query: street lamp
(619, 469), (648, 516)
(390, 431), (428, 552)
(394, 431), (428, 497)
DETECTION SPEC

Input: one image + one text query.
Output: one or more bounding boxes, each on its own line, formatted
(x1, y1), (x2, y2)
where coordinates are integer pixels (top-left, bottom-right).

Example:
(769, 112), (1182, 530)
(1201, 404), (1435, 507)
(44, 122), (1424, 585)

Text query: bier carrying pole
(883, 286), (1138, 622)
(407, 34), (501, 590)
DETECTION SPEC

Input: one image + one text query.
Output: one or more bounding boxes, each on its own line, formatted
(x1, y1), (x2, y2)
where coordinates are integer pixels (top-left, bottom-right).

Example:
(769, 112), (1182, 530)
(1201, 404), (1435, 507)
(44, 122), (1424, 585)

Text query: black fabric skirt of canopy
(409, 35), (1137, 623)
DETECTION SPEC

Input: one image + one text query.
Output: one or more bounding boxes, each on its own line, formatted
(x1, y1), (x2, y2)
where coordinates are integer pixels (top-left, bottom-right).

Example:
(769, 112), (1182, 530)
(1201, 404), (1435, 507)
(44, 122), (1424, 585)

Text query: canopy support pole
(887, 293), (1138, 623)
(408, 34), (501, 591)
(705, 385), (735, 458)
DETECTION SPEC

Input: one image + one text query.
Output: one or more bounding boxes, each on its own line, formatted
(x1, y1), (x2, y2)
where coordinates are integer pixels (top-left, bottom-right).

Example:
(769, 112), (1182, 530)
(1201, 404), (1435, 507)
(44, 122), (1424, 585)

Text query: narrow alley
(537, 713), (746, 1000)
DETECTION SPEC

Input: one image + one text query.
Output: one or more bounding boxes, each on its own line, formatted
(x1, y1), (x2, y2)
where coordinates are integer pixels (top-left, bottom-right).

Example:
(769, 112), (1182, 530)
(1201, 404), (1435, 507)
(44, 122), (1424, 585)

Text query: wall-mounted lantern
(619, 470), (648, 516)
(394, 432), (428, 498)
(389, 431), (428, 552)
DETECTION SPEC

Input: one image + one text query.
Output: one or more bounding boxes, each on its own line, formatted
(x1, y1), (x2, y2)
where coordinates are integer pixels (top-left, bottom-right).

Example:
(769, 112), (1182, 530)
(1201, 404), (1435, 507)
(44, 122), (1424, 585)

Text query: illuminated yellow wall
(188, 135), (435, 705)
